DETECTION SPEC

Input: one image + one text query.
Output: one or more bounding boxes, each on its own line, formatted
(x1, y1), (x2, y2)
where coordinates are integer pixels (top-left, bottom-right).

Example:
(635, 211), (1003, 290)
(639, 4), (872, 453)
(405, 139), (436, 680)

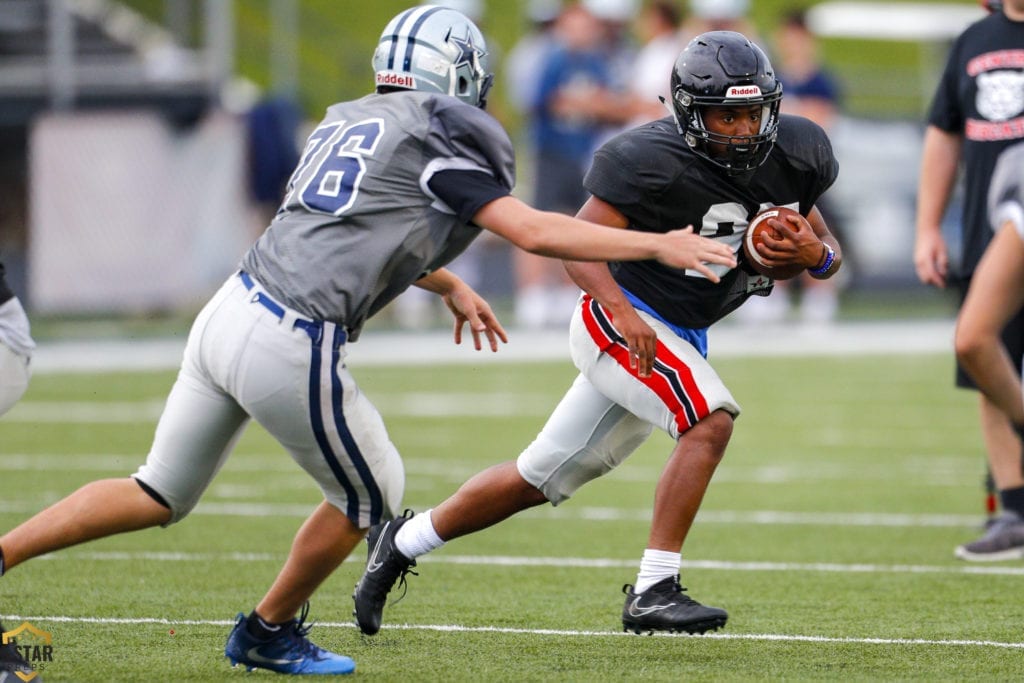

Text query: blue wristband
(809, 244), (835, 277)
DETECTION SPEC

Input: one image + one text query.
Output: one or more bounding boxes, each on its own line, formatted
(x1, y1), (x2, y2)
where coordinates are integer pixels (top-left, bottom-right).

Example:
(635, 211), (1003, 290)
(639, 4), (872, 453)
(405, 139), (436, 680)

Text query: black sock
(245, 611), (286, 640)
(999, 485), (1024, 517)
(0, 545), (5, 577)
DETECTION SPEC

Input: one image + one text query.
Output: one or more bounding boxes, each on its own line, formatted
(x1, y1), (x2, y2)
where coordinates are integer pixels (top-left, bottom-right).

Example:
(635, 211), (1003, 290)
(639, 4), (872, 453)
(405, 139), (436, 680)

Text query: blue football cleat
(225, 604), (354, 675)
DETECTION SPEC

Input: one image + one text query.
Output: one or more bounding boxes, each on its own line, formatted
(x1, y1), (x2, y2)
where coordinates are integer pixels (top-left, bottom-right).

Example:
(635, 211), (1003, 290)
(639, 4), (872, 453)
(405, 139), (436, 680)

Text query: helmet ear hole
(458, 76), (469, 94)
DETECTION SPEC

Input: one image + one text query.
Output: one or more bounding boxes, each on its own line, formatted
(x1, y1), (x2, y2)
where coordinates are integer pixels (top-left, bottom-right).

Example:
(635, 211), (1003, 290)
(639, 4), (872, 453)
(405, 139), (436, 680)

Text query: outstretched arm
(473, 195), (736, 277)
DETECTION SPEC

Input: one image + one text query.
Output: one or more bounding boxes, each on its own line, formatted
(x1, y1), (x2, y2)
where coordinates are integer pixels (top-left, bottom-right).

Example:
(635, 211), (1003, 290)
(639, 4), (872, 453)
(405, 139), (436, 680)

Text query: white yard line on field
(29, 319), (956, 374)
(0, 613), (1020, 650)
(29, 549), (1024, 577)
(0, 499), (991, 528)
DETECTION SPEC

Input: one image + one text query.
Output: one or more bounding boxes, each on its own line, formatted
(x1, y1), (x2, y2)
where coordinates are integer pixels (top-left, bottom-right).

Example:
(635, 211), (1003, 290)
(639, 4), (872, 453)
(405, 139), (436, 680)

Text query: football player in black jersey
(354, 31), (842, 636)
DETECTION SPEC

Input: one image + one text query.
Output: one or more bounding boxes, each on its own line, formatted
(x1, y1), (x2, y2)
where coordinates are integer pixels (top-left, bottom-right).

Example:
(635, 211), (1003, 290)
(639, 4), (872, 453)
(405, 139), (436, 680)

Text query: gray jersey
(241, 91), (515, 341)
(990, 141), (1024, 242)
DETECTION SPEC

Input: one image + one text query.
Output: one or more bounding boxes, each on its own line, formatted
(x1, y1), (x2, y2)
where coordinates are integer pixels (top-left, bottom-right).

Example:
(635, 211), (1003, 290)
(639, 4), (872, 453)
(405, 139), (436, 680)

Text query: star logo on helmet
(447, 29), (480, 67)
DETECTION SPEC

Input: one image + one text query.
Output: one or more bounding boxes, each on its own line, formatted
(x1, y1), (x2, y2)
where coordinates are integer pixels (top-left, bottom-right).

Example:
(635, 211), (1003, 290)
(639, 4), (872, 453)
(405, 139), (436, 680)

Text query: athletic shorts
(517, 294), (740, 505)
(134, 272), (404, 528)
(955, 276), (1024, 389)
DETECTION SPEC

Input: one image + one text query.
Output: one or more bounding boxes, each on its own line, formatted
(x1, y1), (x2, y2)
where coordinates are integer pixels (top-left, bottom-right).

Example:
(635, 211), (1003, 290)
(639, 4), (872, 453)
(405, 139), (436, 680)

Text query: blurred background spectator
(682, 0), (762, 45)
(626, 0), (687, 126)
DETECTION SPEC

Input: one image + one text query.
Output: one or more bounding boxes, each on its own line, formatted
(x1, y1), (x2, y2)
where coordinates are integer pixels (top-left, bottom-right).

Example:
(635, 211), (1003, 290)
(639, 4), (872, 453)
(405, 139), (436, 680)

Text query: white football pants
(517, 294), (740, 504)
(135, 273), (404, 528)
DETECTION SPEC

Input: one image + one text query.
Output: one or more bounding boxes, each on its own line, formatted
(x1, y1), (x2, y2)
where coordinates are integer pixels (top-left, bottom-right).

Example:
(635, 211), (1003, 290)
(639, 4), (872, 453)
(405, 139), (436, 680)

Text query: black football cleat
(352, 510), (418, 635)
(621, 575), (728, 635)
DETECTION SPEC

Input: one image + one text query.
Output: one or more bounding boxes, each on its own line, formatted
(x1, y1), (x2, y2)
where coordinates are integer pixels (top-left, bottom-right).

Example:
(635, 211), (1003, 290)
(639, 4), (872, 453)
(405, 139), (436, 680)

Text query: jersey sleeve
(427, 169), (510, 223)
(422, 100), (516, 195)
(927, 30), (967, 132)
(989, 142), (1024, 238)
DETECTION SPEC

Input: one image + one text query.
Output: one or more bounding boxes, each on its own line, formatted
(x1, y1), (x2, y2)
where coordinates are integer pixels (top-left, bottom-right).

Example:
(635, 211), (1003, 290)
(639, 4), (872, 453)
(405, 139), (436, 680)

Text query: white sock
(634, 549), (681, 593)
(394, 509), (446, 559)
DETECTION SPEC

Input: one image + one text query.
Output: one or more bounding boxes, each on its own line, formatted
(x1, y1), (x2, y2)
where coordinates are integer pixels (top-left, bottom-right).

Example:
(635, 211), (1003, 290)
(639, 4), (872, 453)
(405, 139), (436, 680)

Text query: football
(742, 206), (806, 280)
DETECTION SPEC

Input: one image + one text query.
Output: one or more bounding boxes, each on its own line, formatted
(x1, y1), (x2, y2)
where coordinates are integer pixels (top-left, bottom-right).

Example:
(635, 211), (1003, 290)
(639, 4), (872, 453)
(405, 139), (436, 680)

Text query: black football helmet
(670, 31), (782, 175)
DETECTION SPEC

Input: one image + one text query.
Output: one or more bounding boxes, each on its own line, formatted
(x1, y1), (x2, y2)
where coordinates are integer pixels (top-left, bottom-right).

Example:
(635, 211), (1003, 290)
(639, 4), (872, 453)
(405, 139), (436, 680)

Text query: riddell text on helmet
(726, 85), (762, 98)
(376, 72), (416, 89)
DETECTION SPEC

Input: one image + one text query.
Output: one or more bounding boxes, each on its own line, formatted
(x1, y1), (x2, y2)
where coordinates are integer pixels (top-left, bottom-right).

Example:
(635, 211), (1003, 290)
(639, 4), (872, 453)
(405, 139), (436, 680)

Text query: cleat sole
(622, 616), (727, 635)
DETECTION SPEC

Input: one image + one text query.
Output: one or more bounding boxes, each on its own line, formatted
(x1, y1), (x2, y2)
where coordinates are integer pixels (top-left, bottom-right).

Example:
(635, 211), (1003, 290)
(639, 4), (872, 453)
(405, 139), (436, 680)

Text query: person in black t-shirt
(914, 0), (1024, 561)
(354, 30), (842, 637)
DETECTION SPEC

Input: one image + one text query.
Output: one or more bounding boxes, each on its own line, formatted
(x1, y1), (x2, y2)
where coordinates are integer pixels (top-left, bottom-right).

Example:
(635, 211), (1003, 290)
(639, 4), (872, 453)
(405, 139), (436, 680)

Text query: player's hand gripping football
(442, 281), (509, 352)
(753, 211), (824, 270)
(658, 226), (736, 282)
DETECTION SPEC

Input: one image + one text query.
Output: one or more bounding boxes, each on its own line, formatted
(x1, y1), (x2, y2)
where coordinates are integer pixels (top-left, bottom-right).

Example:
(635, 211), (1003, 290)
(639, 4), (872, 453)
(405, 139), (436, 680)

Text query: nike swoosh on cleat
(365, 524), (391, 574)
(626, 598), (677, 617)
(245, 646), (303, 666)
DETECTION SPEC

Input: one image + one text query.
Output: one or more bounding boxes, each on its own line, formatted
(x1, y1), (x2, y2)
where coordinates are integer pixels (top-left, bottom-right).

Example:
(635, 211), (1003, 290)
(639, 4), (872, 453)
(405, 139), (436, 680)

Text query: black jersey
(584, 114), (838, 329)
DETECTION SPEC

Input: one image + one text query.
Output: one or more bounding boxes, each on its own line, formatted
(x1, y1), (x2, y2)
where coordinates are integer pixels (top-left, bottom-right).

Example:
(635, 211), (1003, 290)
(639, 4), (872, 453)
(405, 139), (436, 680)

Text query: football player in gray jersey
(0, 5), (734, 676)
(955, 140), (1024, 560)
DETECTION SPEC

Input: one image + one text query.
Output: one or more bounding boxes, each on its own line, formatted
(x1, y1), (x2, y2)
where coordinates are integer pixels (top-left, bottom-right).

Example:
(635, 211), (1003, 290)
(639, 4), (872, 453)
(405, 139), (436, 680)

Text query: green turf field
(2, 352), (1022, 681)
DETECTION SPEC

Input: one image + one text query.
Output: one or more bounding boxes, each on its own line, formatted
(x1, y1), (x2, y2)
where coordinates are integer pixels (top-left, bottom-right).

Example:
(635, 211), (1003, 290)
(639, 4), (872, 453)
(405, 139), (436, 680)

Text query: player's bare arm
(914, 126), (962, 288)
(955, 223), (1024, 425)
(564, 196), (659, 377)
(415, 269), (508, 352)
(472, 195), (736, 275)
(756, 206), (842, 276)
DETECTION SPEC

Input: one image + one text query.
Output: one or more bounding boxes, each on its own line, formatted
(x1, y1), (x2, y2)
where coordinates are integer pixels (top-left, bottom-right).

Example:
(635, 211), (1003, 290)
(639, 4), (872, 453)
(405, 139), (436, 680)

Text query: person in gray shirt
(0, 5), (734, 677)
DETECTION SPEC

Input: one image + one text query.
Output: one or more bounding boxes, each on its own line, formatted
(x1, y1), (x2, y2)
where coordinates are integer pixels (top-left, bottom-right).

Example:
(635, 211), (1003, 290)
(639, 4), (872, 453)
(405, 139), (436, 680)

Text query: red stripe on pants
(580, 295), (710, 434)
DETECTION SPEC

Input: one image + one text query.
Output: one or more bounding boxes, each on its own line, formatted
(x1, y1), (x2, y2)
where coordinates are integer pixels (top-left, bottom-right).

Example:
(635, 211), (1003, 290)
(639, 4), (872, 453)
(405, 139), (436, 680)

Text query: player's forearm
(521, 211), (665, 261)
(564, 260), (631, 315)
(808, 207), (842, 278)
(476, 197), (663, 262)
(414, 268), (463, 296)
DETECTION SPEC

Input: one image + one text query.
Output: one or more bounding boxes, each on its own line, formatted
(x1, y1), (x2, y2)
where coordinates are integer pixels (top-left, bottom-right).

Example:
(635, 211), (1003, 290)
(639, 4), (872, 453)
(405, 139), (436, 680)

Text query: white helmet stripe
(385, 5), (444, 71)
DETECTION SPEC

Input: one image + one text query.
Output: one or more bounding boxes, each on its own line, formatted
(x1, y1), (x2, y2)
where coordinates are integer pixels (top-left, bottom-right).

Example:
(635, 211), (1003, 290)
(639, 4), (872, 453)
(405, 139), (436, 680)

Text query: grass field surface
(1, 350), (1022, 681)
